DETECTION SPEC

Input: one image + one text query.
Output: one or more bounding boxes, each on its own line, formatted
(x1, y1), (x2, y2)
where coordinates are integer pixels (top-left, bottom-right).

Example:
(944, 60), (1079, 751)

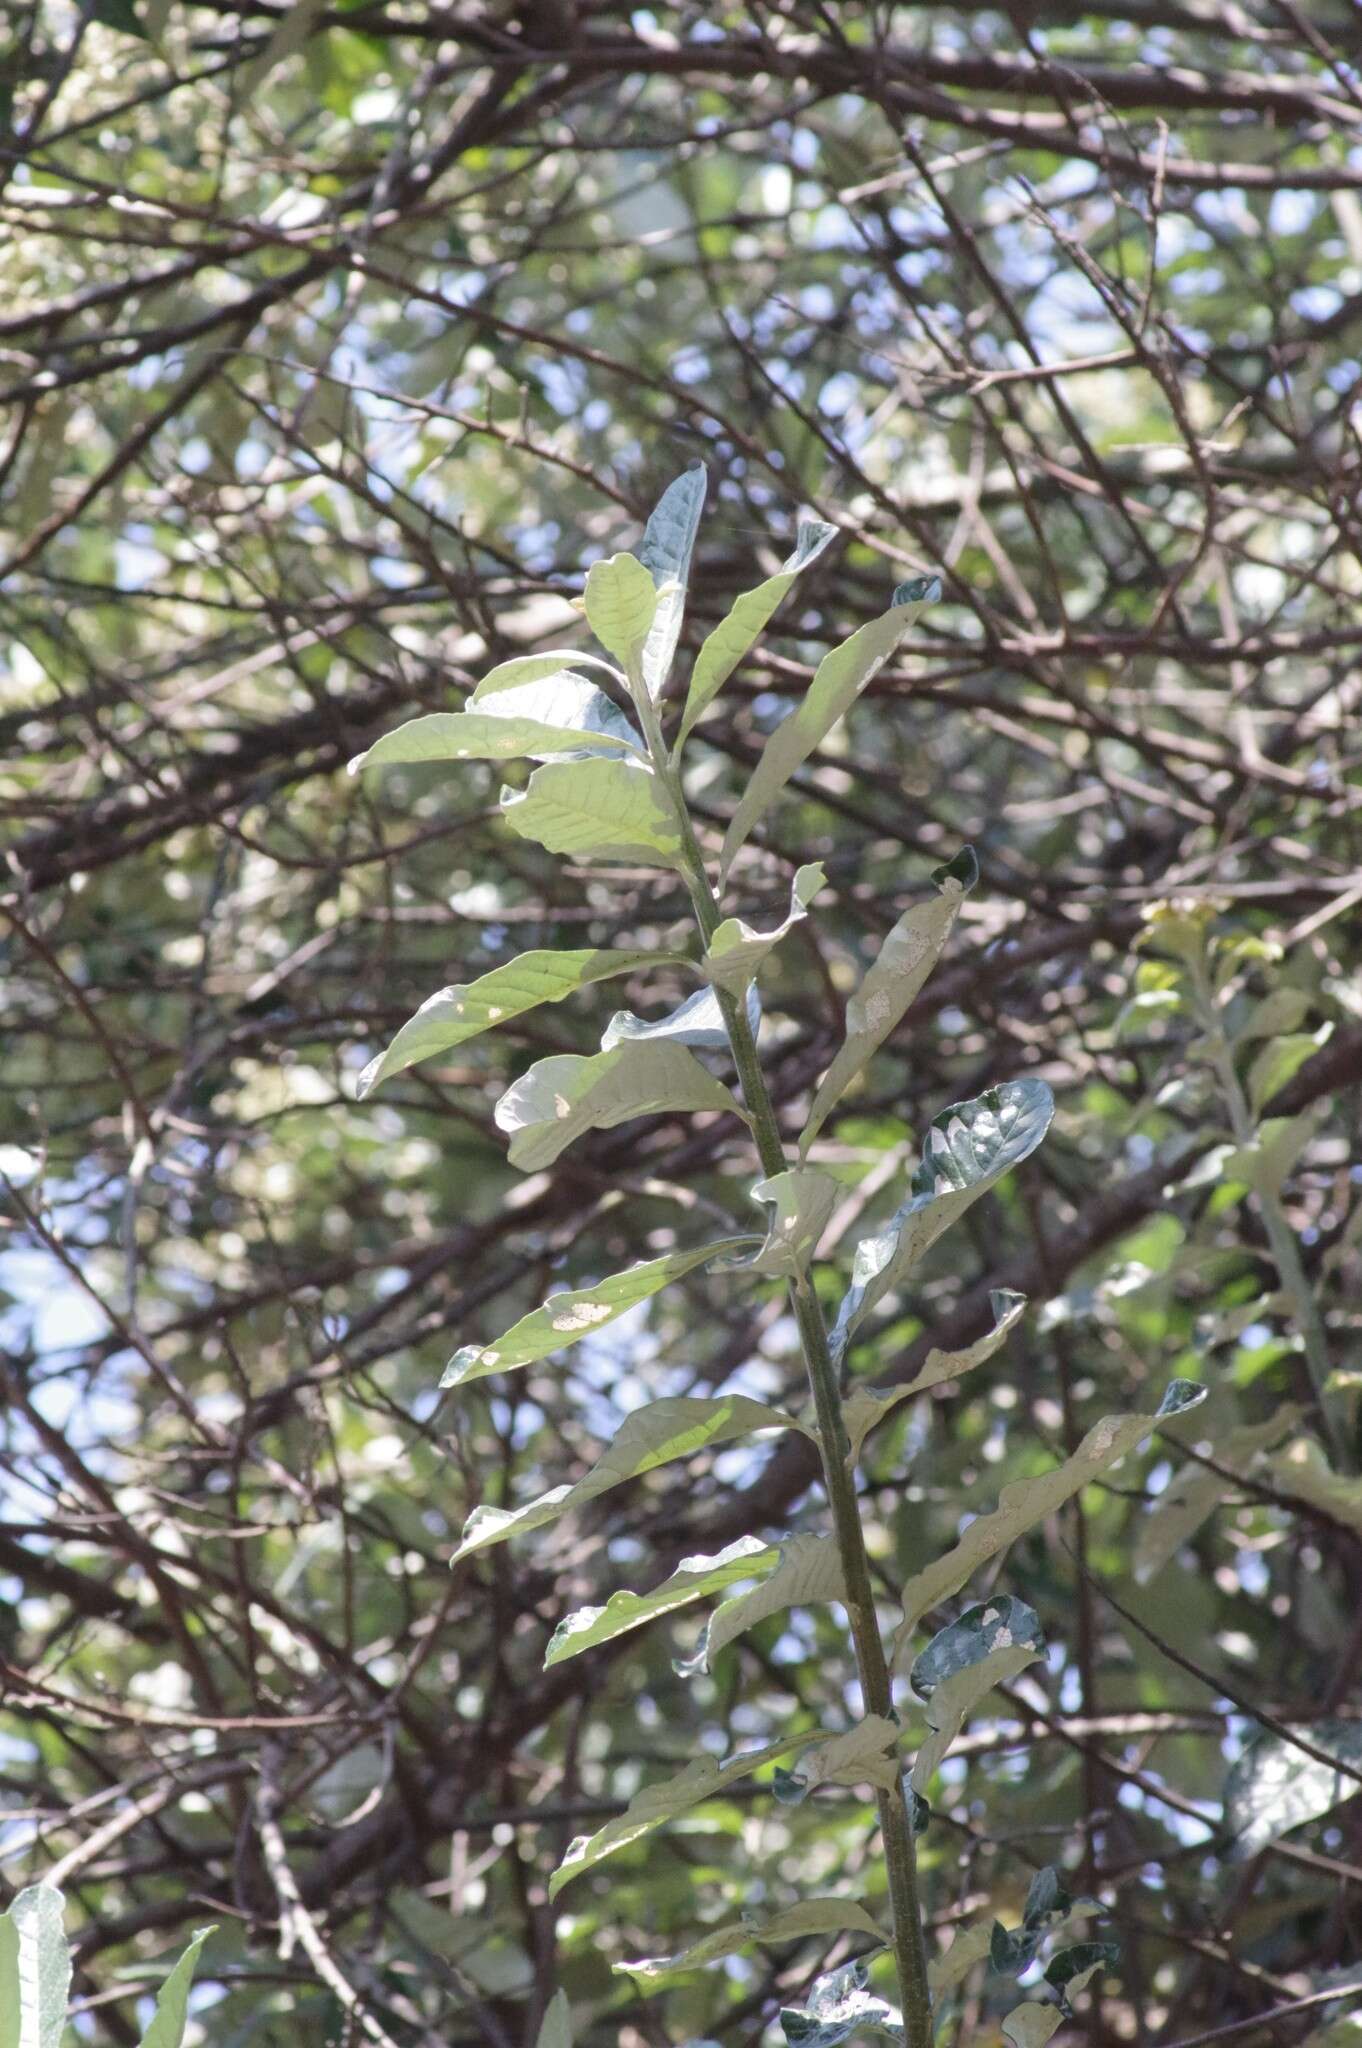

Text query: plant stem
(638, 695), (935, 2046)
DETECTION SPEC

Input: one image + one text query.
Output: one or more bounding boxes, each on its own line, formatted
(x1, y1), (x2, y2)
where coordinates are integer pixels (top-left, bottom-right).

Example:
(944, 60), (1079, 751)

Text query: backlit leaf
(545, 1536), (776, 1667)
(0, 1886), (70, 2048)
(470, 651), (624, 702)
(494, 1042), (741, 1171)
(841, 1290), (1028, 1466)
(349, 679), (641, 772)
(676, 1532), (844, 1677)
(720, 575), (940, 876)
(534, 1989), (572, 2048)
(549, 1734), (815, 1899)
(617, 1897), (883, 1981)
(501, 757), (683, 866)
(453, 1394), (795, 1565)
(679, 518), (838, 743)
(358, 947), (675, 1097)
(638, 464), (708, 697)
(442, 1239), (756, 1391)
(1002, 2004), (1063, 2048)
(1224, 1719), (1362, 1855)
(137, 1925), (216, 2048)
(776, 1715), (900, 1802)
(800, 849), (976, 1153)
(740, 1167), (840, 1278)
(892, 1381), (1206, 1657)
(706, 863), (824, 993)
(583, 552), (662, 671)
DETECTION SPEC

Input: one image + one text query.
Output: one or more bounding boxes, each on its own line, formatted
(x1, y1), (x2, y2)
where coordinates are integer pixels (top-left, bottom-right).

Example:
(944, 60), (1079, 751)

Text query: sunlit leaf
(453, 1394), (795, 1565)
(892, 1380), (1206, 1657)
(676, 1532), (844, 1677)
(470, 651), (624, 702)
(583, 552), (662, 671)
(349, 679), (641, 773)
(1002, 2003), (1063, 2048)
(638, 464), (707, 697)
(739, 1166), (840, 1278)
(841, 1289), (1028, 1466)
(545, 1536), (776, 1667)
(679, 517), (838, 743)
(602, 983), (758, 1054)
(137, 1925), (216, 2048)
(706, 863), (824, 993)
(775, 1715), (900, 1803)
(831, 1082), (1053, 1360)
(1247, 1022), (1332, 1117)
(501, 757), (683, 866)
(929, 1921), (994, 1997)
(549, 1734), (815, 1899)
(617, 1896), (883, 1981)
(720, 575), (940, 877)
(800, 848), (976, 1153)
(442, 1239), (756, 1391)
(1224, 1719), (1362, 1856)
(358, 947), (676, 1097)
(909, 1598), (1045, 1789)
(780, 1959), (904, 2046)
(0, 1886), (71, 2048)
(494, 1042), (741, 1171)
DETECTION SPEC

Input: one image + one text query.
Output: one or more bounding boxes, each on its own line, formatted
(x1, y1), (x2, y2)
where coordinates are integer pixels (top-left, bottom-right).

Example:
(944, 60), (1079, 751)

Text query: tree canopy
(1, 4), (1360, 2045)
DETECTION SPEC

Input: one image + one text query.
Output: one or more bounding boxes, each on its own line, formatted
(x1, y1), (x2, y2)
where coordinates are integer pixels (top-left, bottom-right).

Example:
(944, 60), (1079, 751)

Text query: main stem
(638, 695), (934, 2046)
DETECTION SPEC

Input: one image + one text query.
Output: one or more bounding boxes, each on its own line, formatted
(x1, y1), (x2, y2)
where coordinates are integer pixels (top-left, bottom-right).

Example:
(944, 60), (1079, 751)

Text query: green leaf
(638, 464), (708, 698)
(705, 863), (824, 993)
(494, 1042), (741, 1172)
(545, 1535), (777, 1667)
(602, 983), (757, 1054)
(1045, 1942), (1120, 2008)
(929, 1922), (994, 1997)
(443, 1239), (755, 1392)
(350, 680), (641, 773)
(470, 651), (624, 702)
(501, 758), (683, 867)
(1246, 1022), (1333, 1117)
(1224, 1719), (1362, 1856)
(0, 1886), (71, 2048)
(452, 1394), (795, 1565)
(831, 1081), (1053, 1361)
(1261, 1437), (1362, 1536)
(93, 0), (148, 35)
(891, 1380), (1205, 1657)
(800, 851), (976, 1154)
(676, 1531), (843, 1677)
(739, 1167), (840, 1278)
(909, 1598), (1045, 1789)
(679, 518), (838, 744)
(719, 575), (940, 877)
(358, 947), (675, 1097)
(583, 552), (662, 671)
(776, 1715), (900, 1802)
(617, 1897), (883, 1981)
(534, 1991), (572, 2048)
(1002, 2004), (1063, 2048)
(780, 1960), (904, 2046)
(841, 1289), (1028, 1466)
(549, 1734), (814, 1899)
(137, 1926), (216, 2048)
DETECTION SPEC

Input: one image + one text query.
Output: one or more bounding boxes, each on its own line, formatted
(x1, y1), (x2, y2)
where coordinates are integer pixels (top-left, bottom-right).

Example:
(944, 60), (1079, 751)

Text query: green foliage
(0, 1890), (211, 2048)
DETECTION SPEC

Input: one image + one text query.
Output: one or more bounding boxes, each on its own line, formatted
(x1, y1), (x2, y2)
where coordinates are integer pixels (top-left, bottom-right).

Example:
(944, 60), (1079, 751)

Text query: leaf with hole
(831, 1082), (1053, 1361)
(706, 863), (824, 993)
(545, 1536), (777, 1667)
(358, 947), (676, 1098)
(494, 1042), (741, 1171)
(720, 574), (940, 876)
(442, 1239), (756, 1391)
(501, 757), (684, 867)
(800, 849), (976, 1153)
(679, 518), (838, 744)
(892, 1380), (1205, 1657)
(676, 1532), (844, 1677)
(453, 1394), (796, 1565)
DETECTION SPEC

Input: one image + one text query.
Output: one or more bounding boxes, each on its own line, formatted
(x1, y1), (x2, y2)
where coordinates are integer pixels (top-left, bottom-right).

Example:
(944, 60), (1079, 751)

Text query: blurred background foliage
(0, 1), (1360, 2043)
